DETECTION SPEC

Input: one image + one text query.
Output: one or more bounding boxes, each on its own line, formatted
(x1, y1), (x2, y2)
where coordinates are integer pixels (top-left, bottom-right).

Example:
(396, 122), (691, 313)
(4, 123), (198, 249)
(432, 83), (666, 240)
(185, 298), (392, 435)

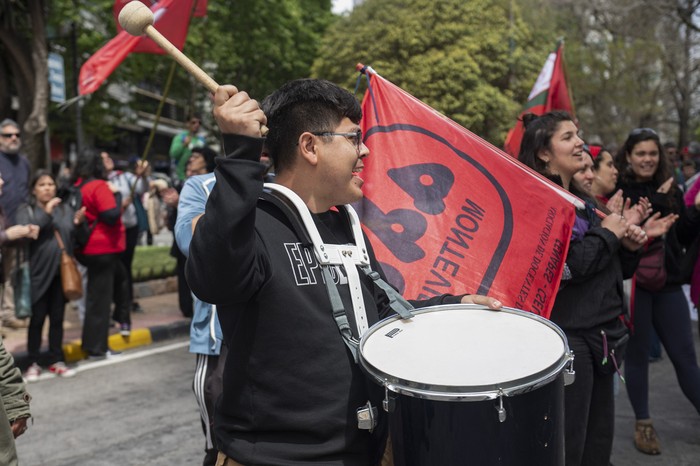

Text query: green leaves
(312, 0), (551, 145)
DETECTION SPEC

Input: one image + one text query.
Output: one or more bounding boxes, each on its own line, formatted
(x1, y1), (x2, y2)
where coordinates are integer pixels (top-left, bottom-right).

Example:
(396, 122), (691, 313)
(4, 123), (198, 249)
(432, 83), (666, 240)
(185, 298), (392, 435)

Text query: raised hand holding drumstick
(213, 85), (268, 138)
(118, 1), (268, 135)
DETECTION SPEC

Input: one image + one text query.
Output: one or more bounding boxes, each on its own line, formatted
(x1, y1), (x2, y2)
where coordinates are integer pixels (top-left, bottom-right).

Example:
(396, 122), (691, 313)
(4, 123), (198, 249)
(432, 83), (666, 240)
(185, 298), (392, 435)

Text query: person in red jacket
(73, 149), (129, 358)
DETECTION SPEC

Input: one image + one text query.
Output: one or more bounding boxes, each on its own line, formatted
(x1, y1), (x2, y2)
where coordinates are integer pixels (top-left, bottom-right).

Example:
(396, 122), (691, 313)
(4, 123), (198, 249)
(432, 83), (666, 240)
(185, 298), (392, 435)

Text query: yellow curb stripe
(62, 328), (154, 363)
(110, 328), (152, 351)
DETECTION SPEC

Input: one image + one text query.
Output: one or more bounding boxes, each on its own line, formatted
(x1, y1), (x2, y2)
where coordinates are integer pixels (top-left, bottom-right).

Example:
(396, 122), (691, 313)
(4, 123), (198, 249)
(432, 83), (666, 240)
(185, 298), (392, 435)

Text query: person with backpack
(101, 152), (151, 332)
(73, 149), (128, 359)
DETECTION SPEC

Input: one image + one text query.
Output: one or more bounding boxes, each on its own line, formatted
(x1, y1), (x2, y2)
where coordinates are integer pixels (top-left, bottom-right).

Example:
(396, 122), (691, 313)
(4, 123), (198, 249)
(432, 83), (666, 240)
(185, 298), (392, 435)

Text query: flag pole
(558, 38), (577, 120)
(129, 0), (201, 196)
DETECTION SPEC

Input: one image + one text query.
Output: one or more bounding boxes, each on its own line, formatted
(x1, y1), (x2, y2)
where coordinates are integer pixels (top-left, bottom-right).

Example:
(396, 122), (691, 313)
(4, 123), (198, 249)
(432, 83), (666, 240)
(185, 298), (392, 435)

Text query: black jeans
(119, 225), (140, 304)
(625, 286), (700, 419)
(27, 272), (65, 365)
(77, 253), (129, 355)
(564, 332), (615, 466)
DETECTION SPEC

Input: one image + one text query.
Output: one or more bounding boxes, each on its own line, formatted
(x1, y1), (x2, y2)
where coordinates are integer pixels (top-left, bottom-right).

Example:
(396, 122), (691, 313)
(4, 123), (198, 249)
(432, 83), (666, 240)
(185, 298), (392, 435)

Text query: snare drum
(359, 304), (574, 466)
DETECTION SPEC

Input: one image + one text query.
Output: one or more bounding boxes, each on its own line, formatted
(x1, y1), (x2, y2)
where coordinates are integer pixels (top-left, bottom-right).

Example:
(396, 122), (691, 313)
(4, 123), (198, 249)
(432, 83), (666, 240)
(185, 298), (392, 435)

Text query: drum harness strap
(262, 184), (414, 431)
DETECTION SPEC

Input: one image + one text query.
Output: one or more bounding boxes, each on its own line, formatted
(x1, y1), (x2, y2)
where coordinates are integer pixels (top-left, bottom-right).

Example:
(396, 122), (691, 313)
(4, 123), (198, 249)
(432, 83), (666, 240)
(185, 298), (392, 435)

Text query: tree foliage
(7, 0), (700, 166)
(1, 0), (333, 167)
(312, 0), (555, 145)
(538, 0), (700, 148)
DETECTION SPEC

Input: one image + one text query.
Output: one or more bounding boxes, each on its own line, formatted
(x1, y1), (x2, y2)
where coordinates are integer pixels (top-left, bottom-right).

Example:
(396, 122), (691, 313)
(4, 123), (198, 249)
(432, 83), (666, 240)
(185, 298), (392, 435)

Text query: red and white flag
(79, 0), (198, 95)
(504, 41), (574, 157)
(357, 66), (579, 318)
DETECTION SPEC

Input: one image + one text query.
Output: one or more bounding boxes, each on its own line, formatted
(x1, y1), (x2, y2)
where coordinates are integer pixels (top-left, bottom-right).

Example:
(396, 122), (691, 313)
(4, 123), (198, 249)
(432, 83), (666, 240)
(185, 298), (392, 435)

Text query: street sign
(48, 52), (66, 103)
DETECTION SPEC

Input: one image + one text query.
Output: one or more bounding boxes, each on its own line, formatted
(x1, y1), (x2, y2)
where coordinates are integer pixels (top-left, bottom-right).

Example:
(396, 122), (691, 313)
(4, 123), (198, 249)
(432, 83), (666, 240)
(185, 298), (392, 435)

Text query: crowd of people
(519, 115), (700, 464)
(0, 115), (218, 368)
(2, 77), (700, 466)
(0, 113), (224, 463)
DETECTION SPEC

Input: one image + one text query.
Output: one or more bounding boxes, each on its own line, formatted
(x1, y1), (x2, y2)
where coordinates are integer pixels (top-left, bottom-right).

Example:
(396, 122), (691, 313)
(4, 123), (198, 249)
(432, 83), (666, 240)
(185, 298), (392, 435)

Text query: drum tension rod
(383, 384), (396, 413)
(495, 390), (507, 423)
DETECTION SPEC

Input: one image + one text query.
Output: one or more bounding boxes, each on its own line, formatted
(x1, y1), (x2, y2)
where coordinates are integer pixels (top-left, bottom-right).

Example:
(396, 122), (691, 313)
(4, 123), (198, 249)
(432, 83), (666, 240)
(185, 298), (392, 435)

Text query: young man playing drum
(186, 79), (501, 466)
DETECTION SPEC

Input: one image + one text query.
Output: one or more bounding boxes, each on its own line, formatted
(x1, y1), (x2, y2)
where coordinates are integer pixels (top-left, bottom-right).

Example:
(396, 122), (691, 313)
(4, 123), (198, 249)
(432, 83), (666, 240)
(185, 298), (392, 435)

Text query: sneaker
(48, 362), (76, 378)
(120, 323), (131, 337)
(86, 350), (122, 361)
(131, 301), (145, 314)
(634, 419), (661, 455)
(24, 363), (41, 382)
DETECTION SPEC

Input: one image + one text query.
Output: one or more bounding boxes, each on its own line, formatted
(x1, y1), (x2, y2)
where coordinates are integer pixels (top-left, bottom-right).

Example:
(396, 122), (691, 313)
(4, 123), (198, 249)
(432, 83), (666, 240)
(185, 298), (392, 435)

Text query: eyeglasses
(629, 127), (658, 137)
(311, 129), (363, 154)
(0, 132), (20, 139)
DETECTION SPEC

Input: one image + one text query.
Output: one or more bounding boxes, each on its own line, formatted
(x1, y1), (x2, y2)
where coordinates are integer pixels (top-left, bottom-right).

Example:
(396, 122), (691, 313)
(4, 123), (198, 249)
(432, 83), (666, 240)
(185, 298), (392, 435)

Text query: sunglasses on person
(629, 127), (658, 137)
(0, 132), (20, 139)
(311, 129), (363, 154)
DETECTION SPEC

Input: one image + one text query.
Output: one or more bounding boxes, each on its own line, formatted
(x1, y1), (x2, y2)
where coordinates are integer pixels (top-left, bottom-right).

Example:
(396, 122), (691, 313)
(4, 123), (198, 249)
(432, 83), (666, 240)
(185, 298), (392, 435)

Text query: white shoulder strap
(263, 182), (370, 336)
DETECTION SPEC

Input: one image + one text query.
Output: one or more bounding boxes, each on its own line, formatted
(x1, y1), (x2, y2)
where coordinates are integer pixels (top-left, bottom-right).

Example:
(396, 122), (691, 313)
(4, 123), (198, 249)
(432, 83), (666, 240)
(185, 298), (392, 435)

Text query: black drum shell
(389, 374), (565, 466)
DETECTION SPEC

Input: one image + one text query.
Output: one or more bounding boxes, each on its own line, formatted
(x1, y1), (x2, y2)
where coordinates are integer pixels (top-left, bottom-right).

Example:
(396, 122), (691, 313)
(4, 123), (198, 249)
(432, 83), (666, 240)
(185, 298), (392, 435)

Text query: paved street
(14, 340), (201, 466)
(612, 330), (700, 466)
(10, 305), (700, 465)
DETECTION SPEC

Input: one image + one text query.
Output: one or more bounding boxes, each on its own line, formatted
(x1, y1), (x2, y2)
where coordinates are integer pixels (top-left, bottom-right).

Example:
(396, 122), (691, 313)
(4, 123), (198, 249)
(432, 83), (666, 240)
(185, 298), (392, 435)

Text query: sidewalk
(2, 276), (190, 369)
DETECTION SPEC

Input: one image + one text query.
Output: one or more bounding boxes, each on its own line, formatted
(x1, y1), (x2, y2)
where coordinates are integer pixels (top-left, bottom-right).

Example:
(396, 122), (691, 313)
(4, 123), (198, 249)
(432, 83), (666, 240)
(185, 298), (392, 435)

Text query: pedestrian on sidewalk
(102, 151), (151, 334)
(73, 149), (129, 358)
(170, 114), (206, 183)
(0, 119), (31, 332)
(0, 169), (39, 336)
(17, 170), (86, 381)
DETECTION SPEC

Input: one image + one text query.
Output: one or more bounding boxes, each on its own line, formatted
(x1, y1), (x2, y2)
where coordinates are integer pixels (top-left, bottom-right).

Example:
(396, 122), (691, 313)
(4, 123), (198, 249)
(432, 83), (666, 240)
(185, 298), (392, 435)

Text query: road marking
(76, 340), (190, 372)
(25, 340), (190, 382)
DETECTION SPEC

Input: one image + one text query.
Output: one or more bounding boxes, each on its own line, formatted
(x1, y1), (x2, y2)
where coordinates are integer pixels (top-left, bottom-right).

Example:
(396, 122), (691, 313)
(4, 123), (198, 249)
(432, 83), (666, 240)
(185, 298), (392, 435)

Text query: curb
(13, 320), (191, 369)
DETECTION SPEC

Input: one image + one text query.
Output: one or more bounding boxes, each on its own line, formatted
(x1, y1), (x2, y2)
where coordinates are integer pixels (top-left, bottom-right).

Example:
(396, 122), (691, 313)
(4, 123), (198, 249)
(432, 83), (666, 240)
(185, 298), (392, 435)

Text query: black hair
(614, 129), (670, 187)
(591, 147), (613, 171)
(30, 169), (55, 188)
(72, 148), (107, 183)
(261, 79), (362, 175)
(517, 111), (575, 187)
(191, 146), (218, 173)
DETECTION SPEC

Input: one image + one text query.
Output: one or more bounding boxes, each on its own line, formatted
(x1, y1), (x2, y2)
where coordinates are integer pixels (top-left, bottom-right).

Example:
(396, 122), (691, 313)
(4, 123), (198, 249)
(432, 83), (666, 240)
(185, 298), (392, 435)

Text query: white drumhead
(360, 305), (568, 396)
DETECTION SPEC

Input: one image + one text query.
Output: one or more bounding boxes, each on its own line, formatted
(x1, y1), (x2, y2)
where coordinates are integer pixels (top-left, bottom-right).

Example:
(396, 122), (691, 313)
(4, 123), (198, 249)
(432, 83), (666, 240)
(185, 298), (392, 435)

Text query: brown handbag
(54, 230), (83, 301)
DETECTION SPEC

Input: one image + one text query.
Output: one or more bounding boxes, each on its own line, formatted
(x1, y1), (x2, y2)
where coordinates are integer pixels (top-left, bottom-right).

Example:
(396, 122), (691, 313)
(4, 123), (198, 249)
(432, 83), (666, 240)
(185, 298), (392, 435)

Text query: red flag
(80, 0), (195, 95)
(358, 67), (579, 318)
(504, 41), (574, 157)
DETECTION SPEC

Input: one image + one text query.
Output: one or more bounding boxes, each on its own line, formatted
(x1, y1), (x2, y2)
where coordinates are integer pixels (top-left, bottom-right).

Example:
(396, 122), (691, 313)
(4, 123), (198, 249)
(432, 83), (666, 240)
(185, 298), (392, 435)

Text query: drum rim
(359, 304), (573, 401)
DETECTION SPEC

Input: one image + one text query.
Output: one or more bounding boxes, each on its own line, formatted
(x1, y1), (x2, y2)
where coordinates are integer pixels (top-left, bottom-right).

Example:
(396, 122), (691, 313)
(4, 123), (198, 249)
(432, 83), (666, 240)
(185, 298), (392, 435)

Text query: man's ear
(297, 132), (318, 166)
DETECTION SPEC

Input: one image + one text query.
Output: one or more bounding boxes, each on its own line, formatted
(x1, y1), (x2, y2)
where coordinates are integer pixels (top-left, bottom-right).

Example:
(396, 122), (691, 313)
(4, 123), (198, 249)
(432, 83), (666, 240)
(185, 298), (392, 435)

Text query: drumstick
(118, 1), (269, 135)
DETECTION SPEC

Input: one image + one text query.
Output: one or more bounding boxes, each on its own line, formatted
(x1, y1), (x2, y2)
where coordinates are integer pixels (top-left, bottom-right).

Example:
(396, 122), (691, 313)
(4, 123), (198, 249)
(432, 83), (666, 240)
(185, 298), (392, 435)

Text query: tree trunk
(0, 27), (35, 125)
(22, 0), (48, 170)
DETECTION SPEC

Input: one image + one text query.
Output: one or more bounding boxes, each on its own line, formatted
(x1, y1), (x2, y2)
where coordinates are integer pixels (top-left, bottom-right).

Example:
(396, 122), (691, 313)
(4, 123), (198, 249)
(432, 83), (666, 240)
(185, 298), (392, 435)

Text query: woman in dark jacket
(615, 128), (700, 455)
(518, 111), (647, 466)
(18, 170), (85, 381)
